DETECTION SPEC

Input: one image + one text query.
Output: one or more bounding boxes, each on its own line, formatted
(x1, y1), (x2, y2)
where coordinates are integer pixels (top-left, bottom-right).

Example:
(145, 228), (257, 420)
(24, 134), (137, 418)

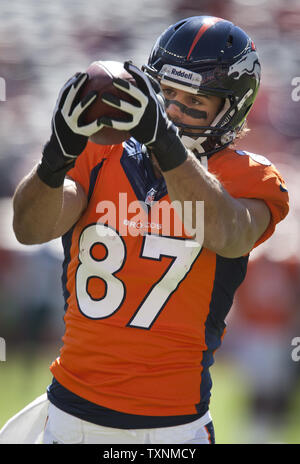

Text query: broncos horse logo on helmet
(143, 16), (261, 158)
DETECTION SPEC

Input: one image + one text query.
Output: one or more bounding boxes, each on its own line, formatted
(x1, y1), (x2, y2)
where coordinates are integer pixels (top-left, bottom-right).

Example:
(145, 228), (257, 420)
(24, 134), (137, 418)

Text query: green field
(1, 350), (299, 444)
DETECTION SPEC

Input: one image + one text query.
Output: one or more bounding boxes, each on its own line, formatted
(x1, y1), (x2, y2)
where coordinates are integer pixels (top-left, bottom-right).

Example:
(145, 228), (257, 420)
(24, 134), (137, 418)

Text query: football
(77, 61), (135, 145)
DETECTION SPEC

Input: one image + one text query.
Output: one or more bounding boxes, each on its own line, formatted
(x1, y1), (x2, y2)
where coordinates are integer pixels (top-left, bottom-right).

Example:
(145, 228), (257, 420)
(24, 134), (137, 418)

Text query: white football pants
(0, 395), (214, 444)
(43, 402), (214, 444)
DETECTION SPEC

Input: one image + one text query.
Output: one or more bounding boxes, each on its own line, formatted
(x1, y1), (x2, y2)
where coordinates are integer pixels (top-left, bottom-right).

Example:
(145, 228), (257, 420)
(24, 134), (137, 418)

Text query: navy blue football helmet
(143, 16), (261, 156)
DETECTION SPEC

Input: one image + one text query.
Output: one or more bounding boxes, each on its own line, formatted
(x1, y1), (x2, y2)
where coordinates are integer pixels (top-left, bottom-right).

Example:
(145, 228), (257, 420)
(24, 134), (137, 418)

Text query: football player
(4, 16), (288, 444)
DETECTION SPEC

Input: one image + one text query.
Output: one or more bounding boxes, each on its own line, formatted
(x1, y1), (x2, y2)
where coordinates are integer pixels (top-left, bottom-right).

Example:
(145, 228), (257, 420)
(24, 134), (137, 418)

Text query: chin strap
(180, 134), (208, 153)
(178, 134), (209, 169)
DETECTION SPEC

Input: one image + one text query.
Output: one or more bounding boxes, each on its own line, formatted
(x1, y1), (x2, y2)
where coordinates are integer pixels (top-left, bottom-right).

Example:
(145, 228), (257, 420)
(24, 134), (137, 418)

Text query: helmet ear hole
(226, 34), (233, 48)
(174, 20), (188, 31)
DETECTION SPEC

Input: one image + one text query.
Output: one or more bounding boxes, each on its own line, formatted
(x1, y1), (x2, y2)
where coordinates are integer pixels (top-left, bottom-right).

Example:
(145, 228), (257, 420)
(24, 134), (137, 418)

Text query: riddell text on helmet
(171, 68), (194, 80)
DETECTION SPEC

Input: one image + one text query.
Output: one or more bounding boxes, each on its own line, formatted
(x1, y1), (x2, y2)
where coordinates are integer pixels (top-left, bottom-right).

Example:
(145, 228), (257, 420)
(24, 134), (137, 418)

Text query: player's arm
(99, 62), (270, 257)
(13, 72), (103, 245)
(13, 169), (87, 244)
(162, 155), (271, 257)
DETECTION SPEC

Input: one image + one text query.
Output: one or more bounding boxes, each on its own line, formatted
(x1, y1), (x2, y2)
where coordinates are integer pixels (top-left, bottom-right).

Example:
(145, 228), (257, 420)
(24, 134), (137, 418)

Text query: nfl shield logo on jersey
(145, 187), (157, 206)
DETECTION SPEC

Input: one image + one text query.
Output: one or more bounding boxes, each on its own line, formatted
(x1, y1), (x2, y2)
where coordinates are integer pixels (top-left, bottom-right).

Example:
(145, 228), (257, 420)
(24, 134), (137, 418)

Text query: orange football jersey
(49, 139), (289, 418)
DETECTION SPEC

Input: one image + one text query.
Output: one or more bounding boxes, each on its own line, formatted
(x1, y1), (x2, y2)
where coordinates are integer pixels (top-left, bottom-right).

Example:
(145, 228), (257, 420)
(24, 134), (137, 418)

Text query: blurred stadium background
(0, 0), (299, 444)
